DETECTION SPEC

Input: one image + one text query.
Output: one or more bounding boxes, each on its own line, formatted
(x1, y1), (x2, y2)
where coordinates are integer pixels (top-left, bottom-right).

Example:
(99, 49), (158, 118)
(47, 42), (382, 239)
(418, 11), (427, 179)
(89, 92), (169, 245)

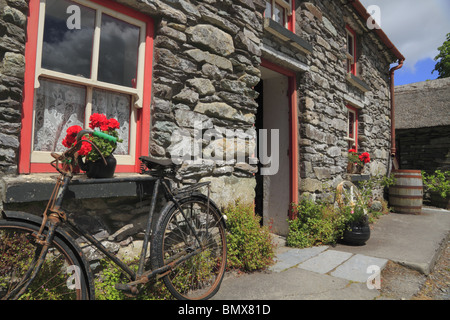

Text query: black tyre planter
(78, 155), (117, 178)
(341, 222), (371, 246)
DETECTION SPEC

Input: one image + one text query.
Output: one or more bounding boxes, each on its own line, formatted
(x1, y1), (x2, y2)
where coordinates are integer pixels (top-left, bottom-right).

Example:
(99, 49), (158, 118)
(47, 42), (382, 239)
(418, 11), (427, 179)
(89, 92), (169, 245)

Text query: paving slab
(335, 210), (450, 274)
(213, 266), (380, 300)
(269, 246), (328, 272)
(297, 250), (353, 274)
(330, 254), (388, 283)
(213, 207), (449, 300)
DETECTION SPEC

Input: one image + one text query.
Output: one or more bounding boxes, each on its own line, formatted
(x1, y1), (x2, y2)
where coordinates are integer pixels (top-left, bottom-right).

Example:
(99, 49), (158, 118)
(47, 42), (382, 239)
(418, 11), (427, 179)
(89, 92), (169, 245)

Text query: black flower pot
(342, 221), (371, 246)
(78, 155), (117, 179)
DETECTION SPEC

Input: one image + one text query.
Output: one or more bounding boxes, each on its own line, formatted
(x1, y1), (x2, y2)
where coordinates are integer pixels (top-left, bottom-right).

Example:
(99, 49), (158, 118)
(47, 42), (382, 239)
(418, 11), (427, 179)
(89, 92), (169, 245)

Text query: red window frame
(346, 25), (357, 75)
(19, 0), (154, 174)
(265, 0), (296, 32)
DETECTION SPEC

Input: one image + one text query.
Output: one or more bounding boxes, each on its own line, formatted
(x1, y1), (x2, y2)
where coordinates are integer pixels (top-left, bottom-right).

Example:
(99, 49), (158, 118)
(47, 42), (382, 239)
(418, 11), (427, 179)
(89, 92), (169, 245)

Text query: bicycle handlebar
(76, 129), (117, 143)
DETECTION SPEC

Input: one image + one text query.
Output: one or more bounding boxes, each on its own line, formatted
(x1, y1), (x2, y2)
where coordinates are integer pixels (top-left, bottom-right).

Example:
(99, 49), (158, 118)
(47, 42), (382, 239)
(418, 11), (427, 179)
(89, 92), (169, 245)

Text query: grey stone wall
(132, 0), (266, 207)
(394, 78), (450, 173)
(396, 126), (450, 173)
(0, 0), (28, 174)
(292, 0), (395, 199)
(0, 0), (399, 208)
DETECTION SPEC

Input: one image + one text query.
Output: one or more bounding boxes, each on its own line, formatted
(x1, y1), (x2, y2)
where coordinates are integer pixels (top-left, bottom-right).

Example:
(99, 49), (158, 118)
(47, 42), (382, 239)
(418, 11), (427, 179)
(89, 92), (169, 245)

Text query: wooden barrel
(389, 170), (423, 214)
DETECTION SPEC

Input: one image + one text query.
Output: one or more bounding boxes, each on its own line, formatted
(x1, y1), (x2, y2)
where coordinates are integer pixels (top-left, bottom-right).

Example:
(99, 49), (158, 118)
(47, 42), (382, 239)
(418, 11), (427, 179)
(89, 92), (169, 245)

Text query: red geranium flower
(89, 113), (108, 129)
(359, 152), (371, 164)
(63, 125), (82, 147)
(107, 118), (120, 130)
(78, 136), (92, 156)
(348, 148), (357, 154)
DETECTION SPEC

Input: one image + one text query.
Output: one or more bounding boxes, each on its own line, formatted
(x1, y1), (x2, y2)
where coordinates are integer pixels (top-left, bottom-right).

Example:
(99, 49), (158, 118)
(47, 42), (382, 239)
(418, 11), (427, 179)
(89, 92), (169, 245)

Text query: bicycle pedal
(115, 283), (139, 297)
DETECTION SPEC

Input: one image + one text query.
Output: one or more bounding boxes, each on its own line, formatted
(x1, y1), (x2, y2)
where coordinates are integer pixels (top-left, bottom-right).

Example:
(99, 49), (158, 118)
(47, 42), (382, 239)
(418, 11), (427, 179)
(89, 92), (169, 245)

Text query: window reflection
(42, 0), (95, 78)
(97, 14), (140, 88)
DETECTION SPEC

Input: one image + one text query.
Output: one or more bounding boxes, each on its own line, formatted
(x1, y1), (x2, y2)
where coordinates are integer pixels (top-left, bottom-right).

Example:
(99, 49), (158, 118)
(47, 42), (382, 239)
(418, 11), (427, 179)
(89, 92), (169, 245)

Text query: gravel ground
(380, 240), (449, 300)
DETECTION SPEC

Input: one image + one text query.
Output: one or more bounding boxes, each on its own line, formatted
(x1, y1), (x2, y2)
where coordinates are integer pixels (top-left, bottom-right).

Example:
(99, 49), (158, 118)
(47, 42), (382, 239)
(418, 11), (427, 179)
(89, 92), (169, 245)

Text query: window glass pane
(97, 14), (140, 88)
(348, 111), (355, 139)
(274, 3), (285, 25)
(42, 0), (95, 78)
(33, 78), (86, 152)
(92, 89), (131, 155)
(347, 33), (354, 56)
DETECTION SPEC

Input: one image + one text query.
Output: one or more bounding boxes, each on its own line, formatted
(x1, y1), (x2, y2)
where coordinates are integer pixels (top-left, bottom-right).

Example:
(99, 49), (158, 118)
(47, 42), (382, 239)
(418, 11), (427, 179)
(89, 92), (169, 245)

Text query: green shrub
(287, 199), (345, 248)
(423, 170), (450, 198)
(224, 202), (275, 272)
(94, 259), (171, 300)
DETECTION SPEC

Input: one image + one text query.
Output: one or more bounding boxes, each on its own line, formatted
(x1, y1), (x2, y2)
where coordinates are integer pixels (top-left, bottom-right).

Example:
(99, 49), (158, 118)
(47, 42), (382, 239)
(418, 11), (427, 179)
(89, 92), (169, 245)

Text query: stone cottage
(1, 0), (404, 236)
(395, 78), (450, 173)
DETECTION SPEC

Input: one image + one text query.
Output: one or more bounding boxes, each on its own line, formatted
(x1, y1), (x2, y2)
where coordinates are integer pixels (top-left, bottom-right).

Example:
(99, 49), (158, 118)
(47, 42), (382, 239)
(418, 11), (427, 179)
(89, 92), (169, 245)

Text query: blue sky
(360, 0), (450, 86)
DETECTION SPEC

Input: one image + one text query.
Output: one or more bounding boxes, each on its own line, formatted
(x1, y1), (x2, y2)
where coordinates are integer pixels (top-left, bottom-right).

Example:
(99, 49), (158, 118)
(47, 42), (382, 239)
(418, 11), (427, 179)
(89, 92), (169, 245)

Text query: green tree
(433, 33), (450, 79)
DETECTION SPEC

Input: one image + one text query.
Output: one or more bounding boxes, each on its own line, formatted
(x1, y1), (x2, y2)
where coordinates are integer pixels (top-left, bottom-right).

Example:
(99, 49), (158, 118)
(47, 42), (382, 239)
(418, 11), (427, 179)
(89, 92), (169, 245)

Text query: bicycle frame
(18, 167), (210, 298)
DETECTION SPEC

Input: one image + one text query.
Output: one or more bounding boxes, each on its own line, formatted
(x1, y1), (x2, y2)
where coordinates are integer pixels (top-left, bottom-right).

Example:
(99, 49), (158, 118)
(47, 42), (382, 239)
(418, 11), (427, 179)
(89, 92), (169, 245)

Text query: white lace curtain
(33, 78), (130, 155)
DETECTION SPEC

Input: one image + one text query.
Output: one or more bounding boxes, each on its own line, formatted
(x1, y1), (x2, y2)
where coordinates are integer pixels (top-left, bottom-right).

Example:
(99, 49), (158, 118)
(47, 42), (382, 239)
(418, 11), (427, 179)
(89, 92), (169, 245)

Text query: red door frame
(261, 59), (299, 220)
(19, 0), (154, 174)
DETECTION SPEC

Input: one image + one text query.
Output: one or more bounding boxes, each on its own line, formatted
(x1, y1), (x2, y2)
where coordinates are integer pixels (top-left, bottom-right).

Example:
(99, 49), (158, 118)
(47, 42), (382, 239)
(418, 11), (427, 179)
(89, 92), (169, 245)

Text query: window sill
(346, 72), (371, 93)
(1, 173), (157, 204)
(263, 18), (313, 55)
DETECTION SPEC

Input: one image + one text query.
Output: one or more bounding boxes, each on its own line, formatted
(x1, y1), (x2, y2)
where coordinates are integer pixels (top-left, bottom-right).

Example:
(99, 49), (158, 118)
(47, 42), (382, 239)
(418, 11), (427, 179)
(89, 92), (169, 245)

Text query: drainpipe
(389, 59), (404, 170)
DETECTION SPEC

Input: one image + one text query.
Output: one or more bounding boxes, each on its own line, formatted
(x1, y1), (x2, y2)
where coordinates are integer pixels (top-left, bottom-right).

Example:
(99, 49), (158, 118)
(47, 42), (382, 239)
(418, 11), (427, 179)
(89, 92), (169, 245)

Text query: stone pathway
(269, 246), (388, 285)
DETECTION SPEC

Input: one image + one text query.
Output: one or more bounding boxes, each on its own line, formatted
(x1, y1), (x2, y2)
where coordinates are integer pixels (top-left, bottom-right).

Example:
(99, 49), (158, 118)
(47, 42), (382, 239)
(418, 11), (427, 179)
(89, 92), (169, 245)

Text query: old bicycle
(0, 129), (227, 300)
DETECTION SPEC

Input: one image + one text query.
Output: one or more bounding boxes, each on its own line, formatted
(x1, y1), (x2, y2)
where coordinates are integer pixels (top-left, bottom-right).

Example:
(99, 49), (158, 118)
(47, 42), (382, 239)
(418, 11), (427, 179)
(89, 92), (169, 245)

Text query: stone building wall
(0, 0), (400, 212)
(137, 0), (267, 208)
(293, 0), (395, 199)
(0, 0), (28, 175)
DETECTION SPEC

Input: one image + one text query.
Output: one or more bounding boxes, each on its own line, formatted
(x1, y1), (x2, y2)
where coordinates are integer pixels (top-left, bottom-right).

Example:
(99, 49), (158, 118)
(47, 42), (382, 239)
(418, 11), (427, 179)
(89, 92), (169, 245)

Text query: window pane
(274, 3), (285, 25)
(347, 33), (354, 56)
(33, 78), (86, 152)
(92, 89), (131, 155)
(42, 0), (95, 78)
(348, 111), (355, 139)
(97, 14), (140, 88)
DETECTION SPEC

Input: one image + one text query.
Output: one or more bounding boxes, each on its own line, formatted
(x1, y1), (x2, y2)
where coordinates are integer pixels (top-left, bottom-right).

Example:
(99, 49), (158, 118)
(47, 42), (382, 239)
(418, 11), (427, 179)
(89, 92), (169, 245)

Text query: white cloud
(360, 0), (450, 71)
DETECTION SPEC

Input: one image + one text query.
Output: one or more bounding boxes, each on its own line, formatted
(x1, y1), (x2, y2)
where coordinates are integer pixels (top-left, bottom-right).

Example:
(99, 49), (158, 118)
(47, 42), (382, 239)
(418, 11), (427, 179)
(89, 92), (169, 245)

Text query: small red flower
(78, 136), (92, 156)
(107, 118), (120, 130)
(89, 113), (108, 129)
(359, 152), (371, 164)
(63, 125), (82, 147)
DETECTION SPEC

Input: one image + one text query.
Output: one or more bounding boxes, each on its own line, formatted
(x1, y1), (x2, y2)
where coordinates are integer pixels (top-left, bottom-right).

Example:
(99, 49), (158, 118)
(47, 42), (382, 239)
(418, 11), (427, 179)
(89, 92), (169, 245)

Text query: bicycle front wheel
(151, 195), (227, 300)
(0, 219), (90, 300)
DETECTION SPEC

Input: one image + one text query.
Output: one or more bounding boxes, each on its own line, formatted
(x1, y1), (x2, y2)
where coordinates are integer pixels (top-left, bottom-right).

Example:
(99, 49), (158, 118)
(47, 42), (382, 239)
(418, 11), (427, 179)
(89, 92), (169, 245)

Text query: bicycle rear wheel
(151, 194), (227, 300)
(0, 219), (90, 300)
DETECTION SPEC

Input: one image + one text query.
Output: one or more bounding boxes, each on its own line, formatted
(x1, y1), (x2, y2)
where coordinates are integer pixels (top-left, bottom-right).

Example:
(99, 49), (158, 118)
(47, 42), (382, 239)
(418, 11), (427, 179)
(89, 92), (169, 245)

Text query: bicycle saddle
(139, 156), (173, 168)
